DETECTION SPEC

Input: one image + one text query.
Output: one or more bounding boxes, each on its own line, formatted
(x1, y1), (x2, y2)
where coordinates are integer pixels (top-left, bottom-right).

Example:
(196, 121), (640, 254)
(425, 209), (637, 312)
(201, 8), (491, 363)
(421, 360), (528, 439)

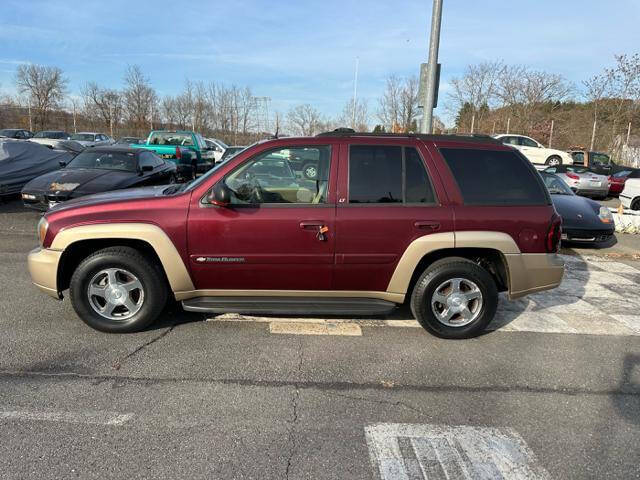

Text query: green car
(131, 130), (216, 179)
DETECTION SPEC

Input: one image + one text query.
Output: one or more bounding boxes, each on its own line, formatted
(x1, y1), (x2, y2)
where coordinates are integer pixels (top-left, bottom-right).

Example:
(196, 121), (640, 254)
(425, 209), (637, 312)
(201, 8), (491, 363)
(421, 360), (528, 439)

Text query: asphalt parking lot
(1, 198), (639, 479)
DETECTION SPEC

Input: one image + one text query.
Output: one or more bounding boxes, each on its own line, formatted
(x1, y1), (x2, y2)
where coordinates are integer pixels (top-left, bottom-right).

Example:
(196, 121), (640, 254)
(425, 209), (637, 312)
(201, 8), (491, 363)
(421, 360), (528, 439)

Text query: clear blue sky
(1, 0), (639, 125)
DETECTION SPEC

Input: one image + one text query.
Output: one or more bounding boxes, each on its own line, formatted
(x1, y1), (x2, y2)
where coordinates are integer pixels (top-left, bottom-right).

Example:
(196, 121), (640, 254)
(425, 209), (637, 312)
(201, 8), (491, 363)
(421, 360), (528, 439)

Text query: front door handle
(300, 221), (324, 230)
(414, 221), (440, 231)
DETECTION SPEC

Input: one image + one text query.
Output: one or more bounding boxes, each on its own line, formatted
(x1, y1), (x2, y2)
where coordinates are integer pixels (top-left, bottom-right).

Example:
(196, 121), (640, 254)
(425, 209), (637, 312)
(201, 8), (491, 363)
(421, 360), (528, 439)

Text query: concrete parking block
(269, 322), (362, 336)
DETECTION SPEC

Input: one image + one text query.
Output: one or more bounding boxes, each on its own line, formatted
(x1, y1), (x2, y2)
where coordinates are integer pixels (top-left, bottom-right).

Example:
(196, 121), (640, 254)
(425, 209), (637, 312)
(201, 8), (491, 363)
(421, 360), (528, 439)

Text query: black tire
(545, 155), (561, 166)
(631, 199), (640, 211)
(410, 257), (498, 339)
(69, 246), (168, 333)
(302, 163), (318, 180)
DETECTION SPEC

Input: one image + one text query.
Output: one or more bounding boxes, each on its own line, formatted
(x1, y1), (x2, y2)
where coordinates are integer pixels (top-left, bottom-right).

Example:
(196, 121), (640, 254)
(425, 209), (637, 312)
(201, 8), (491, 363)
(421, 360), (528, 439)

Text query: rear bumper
(573, 187), (609, 197)
(27, 247), (62, 299)
(505, 253), (565, 299)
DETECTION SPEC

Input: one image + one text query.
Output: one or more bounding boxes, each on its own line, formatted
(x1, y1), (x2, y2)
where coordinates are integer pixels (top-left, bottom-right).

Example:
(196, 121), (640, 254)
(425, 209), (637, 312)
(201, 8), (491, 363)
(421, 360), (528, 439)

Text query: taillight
(566, 172), (579, 180)
(175, 147), (182, 160)
(546, 215), (562, 253)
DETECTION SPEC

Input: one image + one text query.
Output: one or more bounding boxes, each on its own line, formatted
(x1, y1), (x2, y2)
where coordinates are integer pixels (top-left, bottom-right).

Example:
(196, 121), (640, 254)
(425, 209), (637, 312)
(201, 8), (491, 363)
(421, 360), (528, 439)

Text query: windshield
(613, 170), (632, 178)
(71, 133), (95, 141)
(149, 132), (194, 146)
(213, 139), (228, 149)
(0, 129), (17, 136)
(67, 151), (137, 172)
(221, 146), (246, 160)
(541, 173), (574, 195)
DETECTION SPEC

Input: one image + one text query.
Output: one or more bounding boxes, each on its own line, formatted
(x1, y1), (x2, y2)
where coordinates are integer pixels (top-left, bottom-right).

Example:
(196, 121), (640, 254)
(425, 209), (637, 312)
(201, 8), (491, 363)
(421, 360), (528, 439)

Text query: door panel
(333, 142), (454, 292)
(187, 205), (335, 290)
(187, 144), (338, 291)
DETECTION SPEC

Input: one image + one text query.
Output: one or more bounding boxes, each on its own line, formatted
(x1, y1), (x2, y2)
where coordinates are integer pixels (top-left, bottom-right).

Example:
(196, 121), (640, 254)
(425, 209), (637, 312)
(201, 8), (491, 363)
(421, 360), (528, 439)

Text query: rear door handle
(414, 221), (440, 231)
(300, 221), (324, 230)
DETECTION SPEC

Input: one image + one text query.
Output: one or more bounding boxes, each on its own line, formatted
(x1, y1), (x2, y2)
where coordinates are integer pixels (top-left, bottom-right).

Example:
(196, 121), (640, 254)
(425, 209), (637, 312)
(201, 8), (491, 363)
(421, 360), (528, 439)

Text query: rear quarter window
(439, 148), (549, 206)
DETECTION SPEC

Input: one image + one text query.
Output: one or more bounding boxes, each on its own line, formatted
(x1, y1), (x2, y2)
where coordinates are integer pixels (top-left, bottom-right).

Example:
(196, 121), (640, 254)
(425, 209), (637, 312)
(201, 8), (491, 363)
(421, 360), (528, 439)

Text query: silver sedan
(543, 165), (610, 199)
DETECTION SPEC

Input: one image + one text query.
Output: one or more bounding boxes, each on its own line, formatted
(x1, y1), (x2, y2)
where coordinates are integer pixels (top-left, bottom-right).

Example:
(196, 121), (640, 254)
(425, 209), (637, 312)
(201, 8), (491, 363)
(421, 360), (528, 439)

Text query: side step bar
(181, 296), (397, 316)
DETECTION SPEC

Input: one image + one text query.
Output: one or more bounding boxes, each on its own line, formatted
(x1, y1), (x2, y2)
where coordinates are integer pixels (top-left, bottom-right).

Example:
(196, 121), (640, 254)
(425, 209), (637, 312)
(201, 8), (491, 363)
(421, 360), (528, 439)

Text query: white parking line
(365, 423), (550, 480)
(0, 410), (134, 426)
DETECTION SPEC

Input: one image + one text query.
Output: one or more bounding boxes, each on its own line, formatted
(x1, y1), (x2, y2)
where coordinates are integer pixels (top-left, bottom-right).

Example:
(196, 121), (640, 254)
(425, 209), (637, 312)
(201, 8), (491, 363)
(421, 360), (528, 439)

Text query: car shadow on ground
(0, 195), (33, 214)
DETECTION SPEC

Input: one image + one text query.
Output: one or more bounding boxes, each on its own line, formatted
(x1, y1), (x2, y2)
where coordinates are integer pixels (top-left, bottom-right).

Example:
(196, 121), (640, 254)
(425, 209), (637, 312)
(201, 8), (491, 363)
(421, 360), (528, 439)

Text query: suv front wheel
(69, 246), (168, 333)
(410, 257), (498, 339)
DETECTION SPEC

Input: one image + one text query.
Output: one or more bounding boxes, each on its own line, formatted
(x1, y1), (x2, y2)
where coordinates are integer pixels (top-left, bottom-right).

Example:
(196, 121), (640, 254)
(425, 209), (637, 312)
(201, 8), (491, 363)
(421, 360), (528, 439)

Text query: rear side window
(349, 146), (402, 203)
(439, 148), (548, 205)
(348, 146), (436, 204)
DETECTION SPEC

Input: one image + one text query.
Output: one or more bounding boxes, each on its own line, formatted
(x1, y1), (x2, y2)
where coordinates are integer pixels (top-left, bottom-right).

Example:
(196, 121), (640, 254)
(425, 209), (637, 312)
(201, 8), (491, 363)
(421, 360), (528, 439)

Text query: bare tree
(583, 73), (608, 149)
(604, 54), (640, 139)
(287, 104), (322, 136)
(378, 75), (419, 132)
(14, 64), (67, 129)
(447, 60), (504, 129)
(339, 98), (369, 131)
(82, 82), (121, 134)
(122, 65), (157, 134)
(497, 65), (572, 132)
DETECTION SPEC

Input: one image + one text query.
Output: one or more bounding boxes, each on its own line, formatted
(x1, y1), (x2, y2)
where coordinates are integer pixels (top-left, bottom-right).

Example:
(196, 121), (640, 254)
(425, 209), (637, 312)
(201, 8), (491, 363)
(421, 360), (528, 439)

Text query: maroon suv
(28, 132), (564, 338)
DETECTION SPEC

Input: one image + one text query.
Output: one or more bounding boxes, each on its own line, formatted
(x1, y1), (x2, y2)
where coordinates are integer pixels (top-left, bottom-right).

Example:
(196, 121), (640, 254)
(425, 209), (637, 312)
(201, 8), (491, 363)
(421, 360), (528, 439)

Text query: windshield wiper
(163, 184), (185, 195)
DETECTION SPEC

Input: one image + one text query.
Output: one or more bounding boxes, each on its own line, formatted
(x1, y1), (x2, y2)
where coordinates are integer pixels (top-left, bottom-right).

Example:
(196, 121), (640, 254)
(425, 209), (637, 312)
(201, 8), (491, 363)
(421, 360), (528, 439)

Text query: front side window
(500, 136), (519, 146)
(520, 137), (539, 148)
(440, 148), (548, 206)
(222, 146), (331, 205)
(571, 152), (585, 163)
(348, 145), (436, 204)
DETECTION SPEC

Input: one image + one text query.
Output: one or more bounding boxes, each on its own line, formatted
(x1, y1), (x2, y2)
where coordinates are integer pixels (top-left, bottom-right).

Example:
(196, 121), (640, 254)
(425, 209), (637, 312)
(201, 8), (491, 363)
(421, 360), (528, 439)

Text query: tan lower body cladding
(29, 225), (564, 303)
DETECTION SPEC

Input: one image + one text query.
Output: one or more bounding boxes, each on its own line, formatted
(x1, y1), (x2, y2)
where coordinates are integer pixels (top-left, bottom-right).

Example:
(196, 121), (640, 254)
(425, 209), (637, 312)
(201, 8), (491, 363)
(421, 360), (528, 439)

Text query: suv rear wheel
(410, 257), (498, 339)
(69, 246), (168, 333)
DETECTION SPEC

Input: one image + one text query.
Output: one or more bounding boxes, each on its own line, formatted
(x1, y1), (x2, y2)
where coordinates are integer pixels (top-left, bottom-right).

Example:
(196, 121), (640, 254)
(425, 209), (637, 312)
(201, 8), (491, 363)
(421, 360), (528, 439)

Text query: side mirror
(59, 160), (67, 167)
(209, 183), (231, 206)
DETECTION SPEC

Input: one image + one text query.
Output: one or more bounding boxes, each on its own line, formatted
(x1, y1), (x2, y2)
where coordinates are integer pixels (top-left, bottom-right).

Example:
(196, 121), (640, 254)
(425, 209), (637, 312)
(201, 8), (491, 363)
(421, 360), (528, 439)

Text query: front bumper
(562, 227), (615, 243)
(620, 194), (633, 208)
(27, 247), (62, 299)
(505, 253), (565, 299)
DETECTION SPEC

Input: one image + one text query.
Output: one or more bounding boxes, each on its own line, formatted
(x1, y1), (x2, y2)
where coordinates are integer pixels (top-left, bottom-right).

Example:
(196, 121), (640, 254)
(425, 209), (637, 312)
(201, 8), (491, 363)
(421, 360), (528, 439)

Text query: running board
(181, 296), (397, 316)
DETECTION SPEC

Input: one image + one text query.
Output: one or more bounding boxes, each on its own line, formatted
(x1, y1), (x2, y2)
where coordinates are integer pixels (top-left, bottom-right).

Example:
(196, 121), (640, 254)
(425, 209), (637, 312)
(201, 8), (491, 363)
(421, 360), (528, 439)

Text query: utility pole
(420, 0), (443, 134)
(627, 122), (631, 145)
(109, 104), (114, 137)
(548, 119), (554, 148)
(352, 57), (359, 130)
(28, 101), (32, 131)
(470, 114), (475, 134)
(590, 119), (597, 151)
(506, 117), (510, 134)
(72, 103), (77, 133)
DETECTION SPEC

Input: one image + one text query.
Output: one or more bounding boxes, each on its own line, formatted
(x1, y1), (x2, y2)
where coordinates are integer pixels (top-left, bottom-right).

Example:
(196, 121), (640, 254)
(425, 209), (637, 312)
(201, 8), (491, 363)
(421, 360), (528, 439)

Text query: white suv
(494, 134), (573, 166)
(620, 178), (640, 210)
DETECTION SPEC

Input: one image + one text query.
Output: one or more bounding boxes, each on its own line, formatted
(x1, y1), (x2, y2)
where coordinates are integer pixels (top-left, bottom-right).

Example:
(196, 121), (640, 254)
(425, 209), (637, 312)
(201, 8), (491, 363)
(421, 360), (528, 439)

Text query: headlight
(37, 217), (49, 246)
(22, 193), (37, 201)
(598, 206), (614, 224)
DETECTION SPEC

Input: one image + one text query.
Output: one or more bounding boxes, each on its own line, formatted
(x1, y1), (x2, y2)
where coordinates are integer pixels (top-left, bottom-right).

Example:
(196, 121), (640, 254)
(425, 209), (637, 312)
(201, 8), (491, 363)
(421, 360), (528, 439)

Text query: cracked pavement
(1, 200), (639, 479)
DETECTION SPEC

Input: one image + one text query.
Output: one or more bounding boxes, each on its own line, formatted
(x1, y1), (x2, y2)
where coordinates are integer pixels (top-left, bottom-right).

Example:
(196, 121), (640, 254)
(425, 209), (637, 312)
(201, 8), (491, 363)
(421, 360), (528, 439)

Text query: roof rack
(315, 128), (502, 144)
